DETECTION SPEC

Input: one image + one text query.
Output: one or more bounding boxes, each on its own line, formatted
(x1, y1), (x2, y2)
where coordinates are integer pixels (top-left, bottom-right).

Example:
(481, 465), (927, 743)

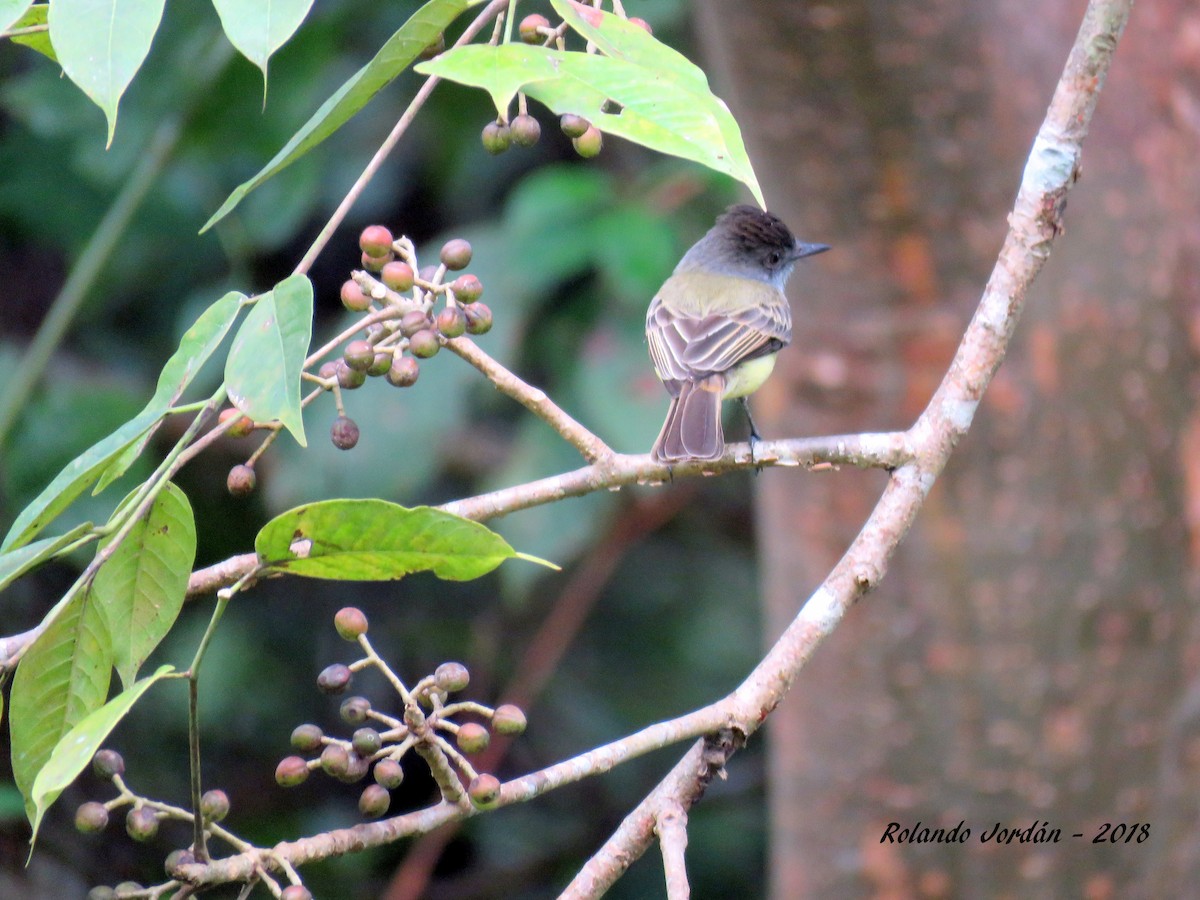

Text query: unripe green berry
(226, 464), (256, 497)
(330, 415), (360, 450)
(87, 888), (117, 900)
(511, 114), (541, 147)
(440, 238), (473, 271)
(464, 302), (494, 335)
(358, 784), (391, 818)
(336, 360), (366, 390)
(340, 279), (370, 312)
(492, 704), (528, 736)
(318, 360), (340, 381)
(93, 749), (125, 779)
(319, 744), (350, 779)
(317, 663), (352, 695)
(340, 695), (371, 725)
(359, 225), (394, 258)
(75, 801), (109, 833)
(352, 727), (382, 756)
(367, 351), (393, 378)
(291, 723), (324, 752)
(200, 789), (230, 823)
(381, 261), (415, 292)
(374, 758), (404, 789)
(125, 807), (159, 842)
(450, 274), (483, 303)
(334, 607), (369, 640)
(468, 773), (501, 809)
(408, 329), (441, 359)
(113, 884), (144, 897)
(573, 125), (603, 158)
(276, 755), (311, 787)
(436, 306), (467, 339)
(560, 113), (590, 138)
(456, 722), (491, 754)
(399, 309), (432, 337)
(519, 13), (549, 43)
(386, 356), (421, 388)
(435, 661), (470, 693)
(344, 340), (375, 372)
(482, 121), (512, 155)
(164, 849), (196, 876)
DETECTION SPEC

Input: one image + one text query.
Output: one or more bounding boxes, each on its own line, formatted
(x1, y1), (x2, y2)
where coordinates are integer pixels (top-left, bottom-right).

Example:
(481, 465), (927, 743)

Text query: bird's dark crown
(717, 204), (797, 256)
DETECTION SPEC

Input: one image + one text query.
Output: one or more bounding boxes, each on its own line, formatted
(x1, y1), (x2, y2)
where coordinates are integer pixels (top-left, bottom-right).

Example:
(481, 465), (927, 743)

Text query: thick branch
(180, 430), (909, 599)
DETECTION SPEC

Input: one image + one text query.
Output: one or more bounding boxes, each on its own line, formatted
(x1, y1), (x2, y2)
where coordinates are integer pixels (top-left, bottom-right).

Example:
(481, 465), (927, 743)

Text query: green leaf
(97, 290), (245, 492)
(202, 0), (472, 232)
(7, 4), (55, 63)
(93, 483), (194, 689)
(211, 0), (315, 98)
(256, 499), (556, 581)
(1, 290), (243, 553)
(1, 0), (34, 35)
(10, 586), (112, 822)
(0, 522), (93, 597)
(48, 0), (168, 146)
(1, 415), (162, 553)
(225, 275), (311, 446)
(527, 50), (762, 207)
(415, 44), (559, 116)
(416, 19), (764, 206)
(28, 665), (173, 847)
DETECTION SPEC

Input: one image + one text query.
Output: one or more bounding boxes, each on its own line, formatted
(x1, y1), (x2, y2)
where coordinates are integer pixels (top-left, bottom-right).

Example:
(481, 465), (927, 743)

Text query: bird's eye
(767, 251), (782, 266)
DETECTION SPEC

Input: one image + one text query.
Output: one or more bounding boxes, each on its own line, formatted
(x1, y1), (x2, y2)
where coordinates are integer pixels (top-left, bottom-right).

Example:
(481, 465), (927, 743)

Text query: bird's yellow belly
(723, 353), (777, 399)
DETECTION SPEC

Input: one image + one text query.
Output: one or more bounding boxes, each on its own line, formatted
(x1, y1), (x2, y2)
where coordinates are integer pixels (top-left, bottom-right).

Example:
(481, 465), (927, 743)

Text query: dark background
(2, 0), (1197, 897)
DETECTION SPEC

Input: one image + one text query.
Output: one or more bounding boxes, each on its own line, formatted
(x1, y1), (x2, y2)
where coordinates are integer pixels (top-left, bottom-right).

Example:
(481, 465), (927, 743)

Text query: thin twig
(292, 0), (511, 276)
(655, 802), (690, 900)
(445, 335), (613, 462)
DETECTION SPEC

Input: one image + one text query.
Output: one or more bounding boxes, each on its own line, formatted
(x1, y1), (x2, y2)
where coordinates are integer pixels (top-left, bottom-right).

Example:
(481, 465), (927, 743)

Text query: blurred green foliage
(0, 0), (774, 896)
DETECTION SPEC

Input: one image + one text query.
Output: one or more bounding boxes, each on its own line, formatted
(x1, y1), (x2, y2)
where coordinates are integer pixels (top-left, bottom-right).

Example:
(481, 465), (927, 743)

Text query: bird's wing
(646, 283), (791, 383)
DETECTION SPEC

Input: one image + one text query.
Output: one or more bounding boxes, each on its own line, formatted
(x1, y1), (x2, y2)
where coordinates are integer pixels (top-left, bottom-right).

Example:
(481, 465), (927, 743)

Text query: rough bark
(695, 0), (1200, 896)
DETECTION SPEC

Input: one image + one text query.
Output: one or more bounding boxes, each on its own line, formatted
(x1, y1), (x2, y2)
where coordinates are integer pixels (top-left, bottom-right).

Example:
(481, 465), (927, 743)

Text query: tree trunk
(694, 0), (1200, 895)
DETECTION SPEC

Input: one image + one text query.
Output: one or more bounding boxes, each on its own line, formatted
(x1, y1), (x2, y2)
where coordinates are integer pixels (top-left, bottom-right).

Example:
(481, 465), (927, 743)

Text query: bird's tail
(651, 374), (725, 463)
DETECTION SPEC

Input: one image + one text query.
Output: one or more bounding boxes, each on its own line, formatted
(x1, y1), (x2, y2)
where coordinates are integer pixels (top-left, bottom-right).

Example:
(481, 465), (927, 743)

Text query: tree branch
(559, 0), (1134, 891)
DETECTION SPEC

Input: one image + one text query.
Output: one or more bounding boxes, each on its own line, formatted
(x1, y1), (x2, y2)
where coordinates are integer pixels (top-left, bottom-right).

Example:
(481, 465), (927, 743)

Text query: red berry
(468, 774), (501, 809)
(340, 280), (370, 312)
(381, 261), (415, 292)
(519, 13), (549, 43)
(359, 225), (394, 258)
(334, 607), (368, 640)
(450, 274), (483, 303)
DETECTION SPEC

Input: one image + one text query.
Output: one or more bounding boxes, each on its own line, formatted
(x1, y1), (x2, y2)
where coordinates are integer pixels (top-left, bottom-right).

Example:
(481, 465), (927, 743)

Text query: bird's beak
(793, 242), (831, 260)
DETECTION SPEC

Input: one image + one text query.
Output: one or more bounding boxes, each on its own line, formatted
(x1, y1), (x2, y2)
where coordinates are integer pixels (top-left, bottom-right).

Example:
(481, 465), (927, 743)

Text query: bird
(645, 204), (830, 463)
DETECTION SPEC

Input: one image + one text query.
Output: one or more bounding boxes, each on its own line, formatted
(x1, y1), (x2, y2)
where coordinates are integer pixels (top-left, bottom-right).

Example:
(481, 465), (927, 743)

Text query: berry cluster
(73, 608), (527, 898)
(223, 226), (494, 494)
(276, 607), (526, 816)
(74, 750), (236, 899)
(478, 11), (652, 159)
